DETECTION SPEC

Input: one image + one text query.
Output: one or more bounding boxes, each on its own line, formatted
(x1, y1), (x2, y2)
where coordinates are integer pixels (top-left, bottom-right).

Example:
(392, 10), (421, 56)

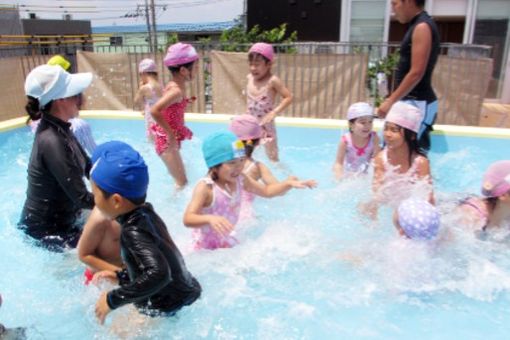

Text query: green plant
(219, 23), (297, 52)
(166, 32), (179, 46)
(367, 50), (400, 106)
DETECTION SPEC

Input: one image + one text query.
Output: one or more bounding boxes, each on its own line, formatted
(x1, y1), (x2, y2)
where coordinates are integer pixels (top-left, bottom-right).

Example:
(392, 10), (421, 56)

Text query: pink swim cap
(248, 42), (274, 62)
(481, 160), (510, 197)
(229, 114), (263, 140)
(347, 102), (374, 120)
(164, 43), (199, 67)
(138, 58), (157, 73)
(385, 101), (424, 133)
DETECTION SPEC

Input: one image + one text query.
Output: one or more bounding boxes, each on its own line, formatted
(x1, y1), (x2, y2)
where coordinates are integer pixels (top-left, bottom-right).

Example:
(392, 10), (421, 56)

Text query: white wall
(476, 0), (510, 18)
(429, 0), (468, 16)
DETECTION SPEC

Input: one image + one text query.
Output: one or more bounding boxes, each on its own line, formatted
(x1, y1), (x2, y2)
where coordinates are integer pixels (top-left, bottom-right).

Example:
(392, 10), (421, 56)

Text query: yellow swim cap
(47, 55), (71, 71)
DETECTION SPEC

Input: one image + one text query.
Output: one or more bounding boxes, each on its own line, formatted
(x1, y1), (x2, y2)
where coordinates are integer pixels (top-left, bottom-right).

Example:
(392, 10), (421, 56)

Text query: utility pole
(242, 0), (248, 28)
(150, 0), (157, 55)
(144, 0), (153, 53)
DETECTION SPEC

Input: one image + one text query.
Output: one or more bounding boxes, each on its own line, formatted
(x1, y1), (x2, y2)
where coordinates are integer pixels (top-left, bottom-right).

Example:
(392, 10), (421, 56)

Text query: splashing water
(0, 120), (510, 338)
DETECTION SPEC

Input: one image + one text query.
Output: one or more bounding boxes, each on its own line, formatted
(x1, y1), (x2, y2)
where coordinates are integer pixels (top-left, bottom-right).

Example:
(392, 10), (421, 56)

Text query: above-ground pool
(1, 112), (510, 339)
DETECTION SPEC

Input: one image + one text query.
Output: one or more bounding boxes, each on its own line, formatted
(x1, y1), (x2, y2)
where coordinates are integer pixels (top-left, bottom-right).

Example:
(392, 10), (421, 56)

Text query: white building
(341, 0), (510, 102)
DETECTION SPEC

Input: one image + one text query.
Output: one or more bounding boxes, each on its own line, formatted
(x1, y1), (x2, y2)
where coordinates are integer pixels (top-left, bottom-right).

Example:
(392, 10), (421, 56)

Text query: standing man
(377, 0), (440, 152)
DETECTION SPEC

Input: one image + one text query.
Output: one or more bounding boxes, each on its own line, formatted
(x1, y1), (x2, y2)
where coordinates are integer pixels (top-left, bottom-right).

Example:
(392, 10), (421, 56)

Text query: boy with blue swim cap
(91, 141), (201, 324)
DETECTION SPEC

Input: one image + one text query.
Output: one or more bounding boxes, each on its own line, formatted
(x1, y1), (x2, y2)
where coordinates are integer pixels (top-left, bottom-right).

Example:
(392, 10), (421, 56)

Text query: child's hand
(95, 291), (111, 325)
(260, 111), (276, 126)
(208, 215), (234, 236)
(92, 270), (119, 285)
(301, 179), (318, 188)
(286, 177), (317, 189)
(358, 200), (378, 221)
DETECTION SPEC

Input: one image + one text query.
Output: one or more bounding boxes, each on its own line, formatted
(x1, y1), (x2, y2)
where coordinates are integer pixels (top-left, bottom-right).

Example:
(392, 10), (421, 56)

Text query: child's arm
(372, 133), (381, 157)
(133, 83), (148, 109)
(333, 137), (347, 180)
(243, 173), (316, 198)
(260, 76), (293, 125)
(96, 225), (171, 324)
(257, 162), (279, 185)
(415, 156), (435, 205)
(359, 151), (384, 220)
(372, 151), (385, 197)
(78, 207), (123, 273)
(183, 181), (234, 236)
(150, 85), (181, 141)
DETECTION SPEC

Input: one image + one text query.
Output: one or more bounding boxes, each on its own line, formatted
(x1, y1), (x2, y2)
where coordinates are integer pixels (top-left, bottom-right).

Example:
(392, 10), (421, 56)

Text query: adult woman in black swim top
(19, 64), (94, 251)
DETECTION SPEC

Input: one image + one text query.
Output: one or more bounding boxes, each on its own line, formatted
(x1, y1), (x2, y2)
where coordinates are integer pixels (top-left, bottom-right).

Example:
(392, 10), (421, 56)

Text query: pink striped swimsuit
(193, 177), (243, 250)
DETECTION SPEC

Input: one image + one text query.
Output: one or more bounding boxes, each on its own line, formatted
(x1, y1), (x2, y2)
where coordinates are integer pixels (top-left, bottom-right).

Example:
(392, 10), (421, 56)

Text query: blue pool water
(1, 118), (510, 339)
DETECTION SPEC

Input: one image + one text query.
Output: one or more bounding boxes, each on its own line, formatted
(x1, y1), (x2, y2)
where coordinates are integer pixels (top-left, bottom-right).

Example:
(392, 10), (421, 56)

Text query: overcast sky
(2, 0), (244, 26)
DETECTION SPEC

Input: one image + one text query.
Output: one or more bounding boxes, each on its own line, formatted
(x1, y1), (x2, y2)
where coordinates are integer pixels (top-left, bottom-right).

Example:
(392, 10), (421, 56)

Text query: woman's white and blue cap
(24, 64), (92, 108)
(91, 141), (149, 199)
(202, 131), (246, 168)
(397, 198), (440, 240)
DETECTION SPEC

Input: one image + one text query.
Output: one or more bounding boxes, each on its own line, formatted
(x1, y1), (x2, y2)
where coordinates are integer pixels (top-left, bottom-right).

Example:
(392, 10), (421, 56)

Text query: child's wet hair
(168, 61), (195, 74)
(402, 127), (426, 166)
(241, 139), (260, 158)
(208, 165), (221, 182)
(97, 184), (146, 205)
(348, 118), (356, 133)
(248, 52), (270, 64)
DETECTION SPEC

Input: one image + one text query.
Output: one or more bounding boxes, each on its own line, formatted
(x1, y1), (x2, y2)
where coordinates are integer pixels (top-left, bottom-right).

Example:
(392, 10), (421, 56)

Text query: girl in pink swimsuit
(183, 131), (316, 250)
(229, 114), (315, 220)
(458, 160), (510, 231)
(151, 43), (198, 189)
(134, 58), (163, 141)
(333, 102), (380, 179)
(361, 102), (434, 219)
(246, 42), (293, 162)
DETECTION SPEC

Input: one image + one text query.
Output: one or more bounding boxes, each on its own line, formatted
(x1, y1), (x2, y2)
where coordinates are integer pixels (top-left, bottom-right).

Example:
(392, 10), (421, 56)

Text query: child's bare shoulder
(268, 74), (282, 86)
(414, 154), (430, 166)
(194, 179), (214, 196)
(373, 149), (384, 162)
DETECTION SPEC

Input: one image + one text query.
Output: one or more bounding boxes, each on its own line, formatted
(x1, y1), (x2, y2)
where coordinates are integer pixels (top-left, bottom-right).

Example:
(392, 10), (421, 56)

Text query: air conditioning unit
(63, 14), (72, 20)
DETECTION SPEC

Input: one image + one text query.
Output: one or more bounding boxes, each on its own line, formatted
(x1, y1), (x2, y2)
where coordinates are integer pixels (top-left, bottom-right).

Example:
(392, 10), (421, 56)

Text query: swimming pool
(1, 113), (510, 339)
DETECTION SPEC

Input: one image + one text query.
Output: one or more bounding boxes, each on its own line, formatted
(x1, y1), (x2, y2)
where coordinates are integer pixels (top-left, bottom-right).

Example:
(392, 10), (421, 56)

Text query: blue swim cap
(397, 199), (440, 240)
(202, 131), (245, 168)
(91, 141), (149, 199)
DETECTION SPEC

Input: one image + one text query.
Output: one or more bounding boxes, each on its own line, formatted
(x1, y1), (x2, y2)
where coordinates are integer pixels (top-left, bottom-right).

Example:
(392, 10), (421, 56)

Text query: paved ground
(480, 102), (510, 128)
